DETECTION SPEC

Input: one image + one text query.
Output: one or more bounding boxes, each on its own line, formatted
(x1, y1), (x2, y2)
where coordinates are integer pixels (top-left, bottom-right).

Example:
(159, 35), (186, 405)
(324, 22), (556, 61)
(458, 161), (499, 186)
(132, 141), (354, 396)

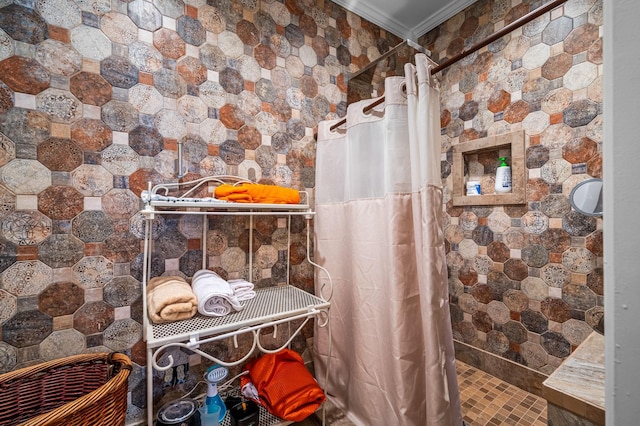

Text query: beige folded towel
(147, 276), (198, 324)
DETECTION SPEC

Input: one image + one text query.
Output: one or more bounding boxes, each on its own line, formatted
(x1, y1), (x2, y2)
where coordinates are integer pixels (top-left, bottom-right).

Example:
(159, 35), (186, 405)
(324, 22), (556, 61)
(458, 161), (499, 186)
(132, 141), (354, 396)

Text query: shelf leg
(147, 345), (154, 424)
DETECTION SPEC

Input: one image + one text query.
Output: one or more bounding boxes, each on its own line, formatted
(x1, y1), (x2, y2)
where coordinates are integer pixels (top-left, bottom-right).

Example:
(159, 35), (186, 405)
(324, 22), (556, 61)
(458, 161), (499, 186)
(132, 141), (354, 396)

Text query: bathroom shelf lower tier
(219, 388), (298, 426)
(146, 285), (329, 350)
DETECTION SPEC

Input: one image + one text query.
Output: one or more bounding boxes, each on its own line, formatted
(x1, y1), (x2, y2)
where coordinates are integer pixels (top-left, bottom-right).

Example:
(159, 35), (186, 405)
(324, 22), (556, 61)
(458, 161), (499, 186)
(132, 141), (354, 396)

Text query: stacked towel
(191, 269), (243, 316)
(228, 279), (256, 302)
(140, 190), (225, 204)
(214, 183), (300, 204)
(147, 276), (198, 324)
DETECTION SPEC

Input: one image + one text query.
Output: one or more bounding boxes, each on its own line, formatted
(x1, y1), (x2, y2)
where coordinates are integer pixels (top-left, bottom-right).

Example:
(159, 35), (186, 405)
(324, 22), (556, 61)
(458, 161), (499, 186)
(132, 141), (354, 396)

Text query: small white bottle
(466, 180), (481, 196)
(494, 157), (512, 193)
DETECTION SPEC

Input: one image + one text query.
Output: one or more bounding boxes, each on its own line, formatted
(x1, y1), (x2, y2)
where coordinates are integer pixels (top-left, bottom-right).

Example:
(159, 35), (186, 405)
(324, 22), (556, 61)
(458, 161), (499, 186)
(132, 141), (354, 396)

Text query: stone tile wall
(419, 0), (603, 375)
(0, 0), (402, 422)
(0, 0), (605, 421)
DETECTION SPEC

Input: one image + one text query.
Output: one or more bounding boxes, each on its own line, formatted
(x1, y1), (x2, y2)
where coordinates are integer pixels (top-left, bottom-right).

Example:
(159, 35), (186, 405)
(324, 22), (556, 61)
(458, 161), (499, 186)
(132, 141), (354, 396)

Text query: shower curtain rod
(349, 39), (437, 81)
(329, 0), (569, 132)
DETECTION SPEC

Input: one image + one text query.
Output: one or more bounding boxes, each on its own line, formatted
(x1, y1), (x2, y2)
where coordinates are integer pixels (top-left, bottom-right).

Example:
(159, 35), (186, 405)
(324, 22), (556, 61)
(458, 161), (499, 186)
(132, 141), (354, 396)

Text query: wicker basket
(0, 352), (132, 426)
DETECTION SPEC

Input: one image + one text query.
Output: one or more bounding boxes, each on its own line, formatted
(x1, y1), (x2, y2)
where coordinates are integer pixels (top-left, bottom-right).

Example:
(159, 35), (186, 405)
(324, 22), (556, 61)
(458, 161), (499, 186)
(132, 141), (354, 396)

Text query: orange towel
(241, 349), (325, 422)
(214, 183), (300, 204)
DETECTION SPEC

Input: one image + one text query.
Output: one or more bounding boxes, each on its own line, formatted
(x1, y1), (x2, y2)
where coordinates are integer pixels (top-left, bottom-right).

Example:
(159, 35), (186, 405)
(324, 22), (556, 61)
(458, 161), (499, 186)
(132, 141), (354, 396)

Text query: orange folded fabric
(242, 349), (325, 421)
(214, 183), (300, 204)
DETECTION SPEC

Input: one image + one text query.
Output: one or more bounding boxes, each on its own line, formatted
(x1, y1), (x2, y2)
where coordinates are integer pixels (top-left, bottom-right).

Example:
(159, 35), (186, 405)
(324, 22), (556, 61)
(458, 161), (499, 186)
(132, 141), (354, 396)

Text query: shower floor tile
(299, 360), (547, 425)
(457, 360), (547, 426)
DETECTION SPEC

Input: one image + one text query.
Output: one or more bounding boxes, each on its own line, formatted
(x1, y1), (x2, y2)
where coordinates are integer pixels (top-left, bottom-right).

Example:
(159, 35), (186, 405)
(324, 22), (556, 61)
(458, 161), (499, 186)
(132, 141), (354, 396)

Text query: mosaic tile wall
(418, 0), (604, 375)
(0, 0), (605, 419)
(0, 0), (403, 422)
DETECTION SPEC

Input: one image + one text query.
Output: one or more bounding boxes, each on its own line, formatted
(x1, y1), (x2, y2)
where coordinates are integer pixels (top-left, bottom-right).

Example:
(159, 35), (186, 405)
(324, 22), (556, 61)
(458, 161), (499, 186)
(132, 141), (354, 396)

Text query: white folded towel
(228, 279), (257, 302)
(140, 190), (227, 204)
(191, 269), (243, 316)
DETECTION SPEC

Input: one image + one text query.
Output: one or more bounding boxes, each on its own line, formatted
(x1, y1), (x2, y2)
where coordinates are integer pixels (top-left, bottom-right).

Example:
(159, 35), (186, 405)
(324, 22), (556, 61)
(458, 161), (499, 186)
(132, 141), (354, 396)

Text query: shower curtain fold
(313, 54), (462, 426)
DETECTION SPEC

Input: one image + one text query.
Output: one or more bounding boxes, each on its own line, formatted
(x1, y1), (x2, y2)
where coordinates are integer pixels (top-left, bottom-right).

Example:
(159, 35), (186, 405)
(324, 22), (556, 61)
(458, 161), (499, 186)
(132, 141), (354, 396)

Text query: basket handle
(107, 352), (133, 377)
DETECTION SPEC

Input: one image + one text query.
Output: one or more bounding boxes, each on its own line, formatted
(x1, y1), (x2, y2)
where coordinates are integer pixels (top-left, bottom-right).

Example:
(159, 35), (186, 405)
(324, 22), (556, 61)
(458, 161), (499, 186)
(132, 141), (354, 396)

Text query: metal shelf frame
(140, 177), (331, 425)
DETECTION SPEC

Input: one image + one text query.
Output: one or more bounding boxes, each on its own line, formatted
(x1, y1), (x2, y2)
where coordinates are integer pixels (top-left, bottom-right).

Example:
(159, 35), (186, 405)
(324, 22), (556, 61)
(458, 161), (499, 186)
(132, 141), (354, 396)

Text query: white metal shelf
(147, 199), (311, 211)
(219, 406), (289, 426)
(141, 174), (311, 213)
(141, 176), (331, 426)
(146, 285), (329, 349)
(218, 388), (297, 426)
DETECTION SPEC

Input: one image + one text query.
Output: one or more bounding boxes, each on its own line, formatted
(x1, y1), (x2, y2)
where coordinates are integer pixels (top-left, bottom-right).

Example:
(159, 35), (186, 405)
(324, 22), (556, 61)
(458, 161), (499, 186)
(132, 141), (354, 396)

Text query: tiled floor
(300, 360), (547, 426)
(456, 361), (547, 426)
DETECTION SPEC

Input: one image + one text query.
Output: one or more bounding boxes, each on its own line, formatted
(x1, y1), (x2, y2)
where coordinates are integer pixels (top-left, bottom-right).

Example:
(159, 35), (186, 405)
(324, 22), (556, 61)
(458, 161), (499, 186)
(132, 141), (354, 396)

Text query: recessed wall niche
(452, 131), (526, 206)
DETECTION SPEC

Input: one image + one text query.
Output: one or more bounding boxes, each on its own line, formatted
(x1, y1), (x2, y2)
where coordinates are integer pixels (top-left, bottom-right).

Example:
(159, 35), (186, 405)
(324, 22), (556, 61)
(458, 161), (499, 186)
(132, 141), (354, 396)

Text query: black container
(156, 398), (201, 426)
(229, 401), (259, 426)
(225, 396), (242, 410)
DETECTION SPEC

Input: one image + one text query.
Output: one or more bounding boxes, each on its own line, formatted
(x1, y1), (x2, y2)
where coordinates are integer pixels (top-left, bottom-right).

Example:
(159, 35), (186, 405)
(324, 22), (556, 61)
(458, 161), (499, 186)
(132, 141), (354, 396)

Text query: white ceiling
(332, 0), (478, 40)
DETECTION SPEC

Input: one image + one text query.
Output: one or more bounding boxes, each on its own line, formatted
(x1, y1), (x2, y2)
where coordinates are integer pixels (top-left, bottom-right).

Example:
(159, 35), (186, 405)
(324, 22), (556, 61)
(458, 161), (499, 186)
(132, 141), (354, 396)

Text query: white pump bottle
(494, 157), (512, 193)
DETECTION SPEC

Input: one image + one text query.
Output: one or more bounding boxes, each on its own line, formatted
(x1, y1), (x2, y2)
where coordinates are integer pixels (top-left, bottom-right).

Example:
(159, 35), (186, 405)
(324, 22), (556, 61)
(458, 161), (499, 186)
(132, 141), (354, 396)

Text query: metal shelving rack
(140, 176), (331, 425)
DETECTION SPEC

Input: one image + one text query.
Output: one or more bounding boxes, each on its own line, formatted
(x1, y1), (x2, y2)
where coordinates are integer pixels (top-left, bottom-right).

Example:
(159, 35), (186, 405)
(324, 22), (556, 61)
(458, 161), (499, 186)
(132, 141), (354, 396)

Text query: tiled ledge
(542, 331), (605, 425)
(454, 340), (548, 397)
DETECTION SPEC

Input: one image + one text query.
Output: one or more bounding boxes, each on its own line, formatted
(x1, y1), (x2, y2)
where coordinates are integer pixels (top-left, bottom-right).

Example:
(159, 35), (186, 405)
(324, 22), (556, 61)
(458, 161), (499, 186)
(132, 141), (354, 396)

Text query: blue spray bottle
(204, 364), (228, 422)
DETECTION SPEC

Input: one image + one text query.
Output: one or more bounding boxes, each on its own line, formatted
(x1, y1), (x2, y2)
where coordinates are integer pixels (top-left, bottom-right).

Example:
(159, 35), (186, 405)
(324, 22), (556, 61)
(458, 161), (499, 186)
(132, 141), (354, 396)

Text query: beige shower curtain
(313, 54), (462, 425)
